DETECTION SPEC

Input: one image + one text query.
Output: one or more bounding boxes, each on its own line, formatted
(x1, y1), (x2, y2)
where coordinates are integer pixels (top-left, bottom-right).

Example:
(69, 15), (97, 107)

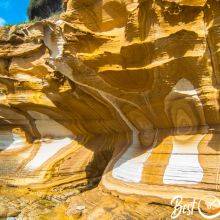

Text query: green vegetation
(28, 0), (63, 20)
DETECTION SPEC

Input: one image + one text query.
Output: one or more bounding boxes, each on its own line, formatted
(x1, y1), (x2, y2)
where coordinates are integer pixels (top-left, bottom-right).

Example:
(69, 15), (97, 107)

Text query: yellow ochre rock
(0, 0), (219, 219)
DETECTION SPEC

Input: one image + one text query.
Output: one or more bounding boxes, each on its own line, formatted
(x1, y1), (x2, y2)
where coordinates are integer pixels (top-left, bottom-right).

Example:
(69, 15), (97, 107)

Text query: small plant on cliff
(28, 0), (63, 20)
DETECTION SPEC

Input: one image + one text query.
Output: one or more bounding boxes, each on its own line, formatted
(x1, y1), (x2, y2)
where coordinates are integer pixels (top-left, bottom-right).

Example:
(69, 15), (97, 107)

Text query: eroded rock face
(0, 0), (219, 218)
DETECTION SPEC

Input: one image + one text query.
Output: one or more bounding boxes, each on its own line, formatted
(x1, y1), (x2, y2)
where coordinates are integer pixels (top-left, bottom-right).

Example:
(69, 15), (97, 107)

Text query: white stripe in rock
(25, 138), (72, 170)
(0, 131), (25, 150)
(163, 134), (205, 185)
(99, 92), (153, 183)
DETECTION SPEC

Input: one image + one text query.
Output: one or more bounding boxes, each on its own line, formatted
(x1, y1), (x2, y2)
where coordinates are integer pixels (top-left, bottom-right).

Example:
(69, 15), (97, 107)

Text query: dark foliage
(28, 0), (63, 20)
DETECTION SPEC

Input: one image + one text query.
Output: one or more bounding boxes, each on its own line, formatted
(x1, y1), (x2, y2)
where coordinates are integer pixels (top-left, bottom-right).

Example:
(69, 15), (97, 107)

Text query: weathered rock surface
(0, 0), (219, 219)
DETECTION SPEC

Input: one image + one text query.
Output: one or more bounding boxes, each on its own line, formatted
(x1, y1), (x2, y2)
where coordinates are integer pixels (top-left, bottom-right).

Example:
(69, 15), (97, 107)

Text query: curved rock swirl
(0, 0), (219, 218)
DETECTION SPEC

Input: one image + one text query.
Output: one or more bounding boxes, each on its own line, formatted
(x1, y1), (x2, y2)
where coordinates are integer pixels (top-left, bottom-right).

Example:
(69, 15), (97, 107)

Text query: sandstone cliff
(0, 0), (219, 219)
